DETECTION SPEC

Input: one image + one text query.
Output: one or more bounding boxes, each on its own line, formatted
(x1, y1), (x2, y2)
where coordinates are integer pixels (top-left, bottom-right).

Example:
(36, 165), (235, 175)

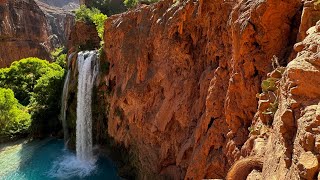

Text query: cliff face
(0, 0), (76, 68)
(0, 0), (51, 67)
(36, 0), (76, 49)
(101, 0), (307, 179)
(242, 14), (320, 180)
(37, 0), (79, 10)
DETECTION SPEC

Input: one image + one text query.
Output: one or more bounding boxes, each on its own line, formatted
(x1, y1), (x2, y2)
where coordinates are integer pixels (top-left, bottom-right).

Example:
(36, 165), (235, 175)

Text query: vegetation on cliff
(84, 0), (126, 16)
(124, 0), (159, 9)
(51, 47), (67, 69)
(75, 5), (107, 40)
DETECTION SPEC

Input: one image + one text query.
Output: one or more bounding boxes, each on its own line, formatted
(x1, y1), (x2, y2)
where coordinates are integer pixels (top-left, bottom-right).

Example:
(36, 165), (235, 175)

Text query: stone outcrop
(67, 21), (101, 52)
(0, 0), (76, 68)
(240, 19), (320, 180)
(226, 156), (263, 180)
(0, 0), (51, 67)
(100, 0), (305, 179)
(298, 0), (320, 42)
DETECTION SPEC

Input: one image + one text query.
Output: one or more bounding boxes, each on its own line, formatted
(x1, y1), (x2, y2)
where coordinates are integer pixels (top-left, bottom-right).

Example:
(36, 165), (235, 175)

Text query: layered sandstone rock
(101, 0), (304, 179)
(67, 21), (101, 52)
(298, 0), (320, 42)
(0, 0), (76, 68)
(0, 0), (51, 67)
(236, 20), (320, 180)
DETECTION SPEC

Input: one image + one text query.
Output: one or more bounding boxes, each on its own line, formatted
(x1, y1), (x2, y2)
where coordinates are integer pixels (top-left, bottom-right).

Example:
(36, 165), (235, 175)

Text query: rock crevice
(100, 0), (306, 179)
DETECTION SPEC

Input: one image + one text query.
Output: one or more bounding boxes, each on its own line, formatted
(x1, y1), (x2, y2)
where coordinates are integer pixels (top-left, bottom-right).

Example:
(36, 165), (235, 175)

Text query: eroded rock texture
(101, 0), (307, 179)
(239, 21), (320, 180)
(0, 0), (51, 67)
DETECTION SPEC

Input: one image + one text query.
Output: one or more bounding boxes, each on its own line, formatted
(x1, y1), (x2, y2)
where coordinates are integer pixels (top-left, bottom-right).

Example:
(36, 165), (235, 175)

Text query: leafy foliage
(123, 0), (139, 8)
(0, 58), (65, 138)
(257, 67), (285, 118)
(261, 78), (278, 92)
(0, 88), (31, 137)
(0, 57), (63, 106)
(51, 47), (67, 69)
(29, 70), (64, 136)
(124, 0), (159, 9)
(75, 5), (107, 40)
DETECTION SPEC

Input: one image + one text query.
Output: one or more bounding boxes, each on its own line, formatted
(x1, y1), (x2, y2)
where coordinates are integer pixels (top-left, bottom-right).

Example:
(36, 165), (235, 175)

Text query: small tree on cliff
(75, 5), (107, 40)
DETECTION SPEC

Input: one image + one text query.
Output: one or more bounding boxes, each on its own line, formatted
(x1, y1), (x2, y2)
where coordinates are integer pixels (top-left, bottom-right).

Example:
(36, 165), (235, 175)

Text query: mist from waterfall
(76, 51), (99, 162)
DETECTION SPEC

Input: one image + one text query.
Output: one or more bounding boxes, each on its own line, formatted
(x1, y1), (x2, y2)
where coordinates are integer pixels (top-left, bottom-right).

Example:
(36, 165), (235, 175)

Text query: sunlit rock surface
(0, 0), (51, 67)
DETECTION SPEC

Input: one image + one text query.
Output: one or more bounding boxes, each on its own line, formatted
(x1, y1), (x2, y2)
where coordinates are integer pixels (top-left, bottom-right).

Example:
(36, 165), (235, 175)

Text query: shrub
(0, 58), (65, 137)
(75, 5), (107, 40)
(51, 47), (67, 69)
(0, 57), (63, 106)
(124, 0), (159, 9)
(0, 88), (31, 137)
(124, 0), (139, 8)
(29, 70), (64, 136)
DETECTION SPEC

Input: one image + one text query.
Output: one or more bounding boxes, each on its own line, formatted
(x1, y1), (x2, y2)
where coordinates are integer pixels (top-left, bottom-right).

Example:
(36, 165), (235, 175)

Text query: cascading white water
(76, 51), (99, 162)
(49, 51), (99, 178)
(60, 53), (74, 146)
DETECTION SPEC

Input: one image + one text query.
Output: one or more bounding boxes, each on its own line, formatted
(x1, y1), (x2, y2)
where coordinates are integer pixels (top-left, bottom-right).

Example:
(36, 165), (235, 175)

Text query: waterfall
(60, 53), (74, 146)
(49, 51), (99, 178)
(76, 51), (99, 162)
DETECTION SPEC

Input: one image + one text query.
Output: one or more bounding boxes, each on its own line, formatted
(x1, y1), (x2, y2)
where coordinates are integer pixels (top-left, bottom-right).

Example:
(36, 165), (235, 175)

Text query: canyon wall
(0, 0), (51, 67)
(36, 0), (79, 10)
(63, 0), (320, 179)
(101, 0), (305, 179)
(36, 0), (76, 49)
(0, 0), (75, 68)
(237, 11), (320, 180)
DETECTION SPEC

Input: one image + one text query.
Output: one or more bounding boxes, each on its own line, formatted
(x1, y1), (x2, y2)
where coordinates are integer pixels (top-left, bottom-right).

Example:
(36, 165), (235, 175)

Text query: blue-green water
(0, 139), (120, 180)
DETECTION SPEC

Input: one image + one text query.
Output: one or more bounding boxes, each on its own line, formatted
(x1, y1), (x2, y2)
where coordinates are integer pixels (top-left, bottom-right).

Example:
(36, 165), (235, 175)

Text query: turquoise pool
(0, 138), (120, 180)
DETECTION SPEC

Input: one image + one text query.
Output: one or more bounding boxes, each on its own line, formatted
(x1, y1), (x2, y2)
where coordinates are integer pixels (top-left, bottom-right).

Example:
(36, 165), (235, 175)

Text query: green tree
(51, 47), (67, 69)
(75, 6), (108, 40)
(29, 70), (64, 136)
(0, 57), (65, 138)
(0, 88), (31, 137)
(0, 57), (63, 105)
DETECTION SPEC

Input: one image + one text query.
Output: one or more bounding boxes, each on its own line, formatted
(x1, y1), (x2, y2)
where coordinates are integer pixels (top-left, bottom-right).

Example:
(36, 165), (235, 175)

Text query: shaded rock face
(37, 0), (79, 10)
(36, 0), (76, 49)
(67, 21), (101, 52)
(101, 0), (305, 179)
(0, 0), (51, 67)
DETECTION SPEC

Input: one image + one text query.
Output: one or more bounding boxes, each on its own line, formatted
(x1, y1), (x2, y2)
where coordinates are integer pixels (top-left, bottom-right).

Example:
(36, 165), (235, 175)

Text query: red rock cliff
(102, 0), (302, 178)
(100, 0), (320, 179)
(0, 0), (51, 67)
